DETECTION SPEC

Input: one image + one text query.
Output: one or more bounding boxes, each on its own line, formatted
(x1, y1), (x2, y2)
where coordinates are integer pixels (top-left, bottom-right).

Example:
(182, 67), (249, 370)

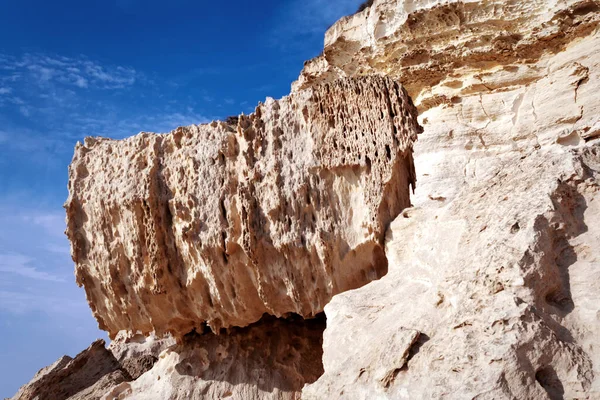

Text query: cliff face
(65, 76), (420, 339)
(12, 0), (600, 399)
(299, 0), (600, 398)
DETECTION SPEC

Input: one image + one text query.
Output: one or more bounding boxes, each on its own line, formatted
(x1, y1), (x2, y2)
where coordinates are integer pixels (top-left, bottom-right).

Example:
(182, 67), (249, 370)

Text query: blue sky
(0, 0), (363, 396)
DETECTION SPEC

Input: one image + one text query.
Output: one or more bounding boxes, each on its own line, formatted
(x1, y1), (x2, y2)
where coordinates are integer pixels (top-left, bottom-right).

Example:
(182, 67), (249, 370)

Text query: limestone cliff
(299, 0), (600, 398)
(64, 76), (419, 340)
(12, 0), (600, 399)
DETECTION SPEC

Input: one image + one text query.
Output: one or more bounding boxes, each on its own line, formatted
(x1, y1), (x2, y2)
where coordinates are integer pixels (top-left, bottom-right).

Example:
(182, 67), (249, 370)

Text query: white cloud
(73, 76), (88, 88)
(0, 87), (11, 95)
(0, 289), (87, 315)
(23, 213), (66, 238)
(0, 253), (65, 282)
(19, 105), (31, 117)
(44, 243), (71, 256)
(0, 53), (141, 91)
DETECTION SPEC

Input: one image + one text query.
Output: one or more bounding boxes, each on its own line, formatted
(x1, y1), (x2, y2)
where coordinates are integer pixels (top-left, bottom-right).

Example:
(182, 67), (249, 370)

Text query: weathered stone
(299, 0), (600, 398)
(65, 76), (420, 339)
(14, 0), (600, 399)
(12, 340), (129, 400)
(108, 332), (176, 380)
(103, 314), (325, 400)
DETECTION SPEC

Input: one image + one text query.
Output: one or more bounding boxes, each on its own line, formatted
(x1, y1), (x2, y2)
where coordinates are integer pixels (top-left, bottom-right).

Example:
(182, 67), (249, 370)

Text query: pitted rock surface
(65, 76), (420, 339)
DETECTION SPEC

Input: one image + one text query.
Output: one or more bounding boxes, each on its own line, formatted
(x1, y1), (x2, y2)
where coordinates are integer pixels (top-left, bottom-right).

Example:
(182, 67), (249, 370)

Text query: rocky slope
(299, 0), (600, 398)
(12, 0), (600, 399)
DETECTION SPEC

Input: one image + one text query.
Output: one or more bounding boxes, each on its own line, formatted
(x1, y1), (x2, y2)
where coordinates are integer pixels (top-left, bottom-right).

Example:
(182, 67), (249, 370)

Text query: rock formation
(64, 76), (420, 339)
(12, 340), (129, 400)
(12, 0), (600, 399)
(298, 0), (600, 398)
(104, 314), (325, 400)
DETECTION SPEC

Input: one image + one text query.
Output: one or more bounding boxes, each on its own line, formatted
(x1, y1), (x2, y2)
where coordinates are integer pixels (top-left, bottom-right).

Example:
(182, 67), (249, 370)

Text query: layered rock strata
(64, 76), (420, 339)
(12, 0), (600, 399)
(299, 0), (600, 398)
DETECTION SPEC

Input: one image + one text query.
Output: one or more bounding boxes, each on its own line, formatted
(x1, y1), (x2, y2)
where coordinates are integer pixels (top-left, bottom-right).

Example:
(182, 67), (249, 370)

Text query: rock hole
(535, 366), (565, 400)
(220, 199), (228, 221)
(572, 2), (600, 15)
(545, 289), (573, 312)
(510, 222), (520, 233)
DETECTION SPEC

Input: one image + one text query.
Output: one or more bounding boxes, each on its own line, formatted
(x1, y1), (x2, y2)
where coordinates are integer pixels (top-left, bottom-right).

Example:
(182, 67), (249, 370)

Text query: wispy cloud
(0, 289), (89, 315)
(2, 53), (141, 91)
(23, 213), (66, 238)
(0, 253), (66, 282)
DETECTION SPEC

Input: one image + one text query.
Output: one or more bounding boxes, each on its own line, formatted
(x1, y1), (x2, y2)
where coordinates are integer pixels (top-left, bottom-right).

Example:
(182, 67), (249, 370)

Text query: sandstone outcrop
(103, 314), (325, 400)
(305, 147), (600, 399)
(298, 0), (600, 398)
(12, 340), (129, 400)
(65, 76), (420, 339)
(12, 0), (600, 399)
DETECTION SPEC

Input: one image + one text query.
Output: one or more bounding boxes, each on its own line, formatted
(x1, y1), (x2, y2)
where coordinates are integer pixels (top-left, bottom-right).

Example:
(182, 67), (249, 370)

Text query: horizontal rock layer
(299, 0), (600, 398)
(65, 76), (421, 338)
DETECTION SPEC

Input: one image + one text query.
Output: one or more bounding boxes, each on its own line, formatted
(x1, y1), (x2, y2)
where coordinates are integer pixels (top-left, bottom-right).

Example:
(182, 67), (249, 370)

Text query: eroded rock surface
(305, 147), (600, 399)
(12, 340), (129, 400)
(13, 0), (600, 399)
(108, 332), (176, 380)
(300, 0), (600, 398)
(103, 314), (325, 400)
(65, 76), (420, 339)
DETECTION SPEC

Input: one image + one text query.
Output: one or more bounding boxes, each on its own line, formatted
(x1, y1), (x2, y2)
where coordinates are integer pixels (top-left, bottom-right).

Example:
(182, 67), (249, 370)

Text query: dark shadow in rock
(545, 180), (589, 318)
(402, 332), (430, 370)
(173, 313), (326, 394)
(536, 366), (565, 400)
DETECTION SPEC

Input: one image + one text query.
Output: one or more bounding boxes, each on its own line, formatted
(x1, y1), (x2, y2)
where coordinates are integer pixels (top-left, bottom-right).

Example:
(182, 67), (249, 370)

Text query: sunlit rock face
(65, 75), (420, 339)
(298, 0), (600, 398)
(14, 1), (600, 399)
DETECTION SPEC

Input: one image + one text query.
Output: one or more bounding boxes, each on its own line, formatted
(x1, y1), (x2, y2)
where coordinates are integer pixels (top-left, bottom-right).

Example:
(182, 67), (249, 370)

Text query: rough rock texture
(300, 0), (600, 398)
(13, 0), (600, 399)
(305, 148), (600, 399)
(11, 340), (130, 400)
(65, 76), (420, 339)
(103, 314), (325, 400)
(108, 332), (176, 380)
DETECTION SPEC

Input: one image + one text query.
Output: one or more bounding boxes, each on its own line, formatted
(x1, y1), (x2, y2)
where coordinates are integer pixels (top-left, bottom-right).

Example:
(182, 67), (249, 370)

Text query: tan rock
(299, 0), (600, 398)
(103, 315), (325, 400)
(304, 147), (600, 399)
(12, 340), (129, 400)
(108, 332), (176, 380)
(16, 1), (600, 399)
(65, 76), (420, 339)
